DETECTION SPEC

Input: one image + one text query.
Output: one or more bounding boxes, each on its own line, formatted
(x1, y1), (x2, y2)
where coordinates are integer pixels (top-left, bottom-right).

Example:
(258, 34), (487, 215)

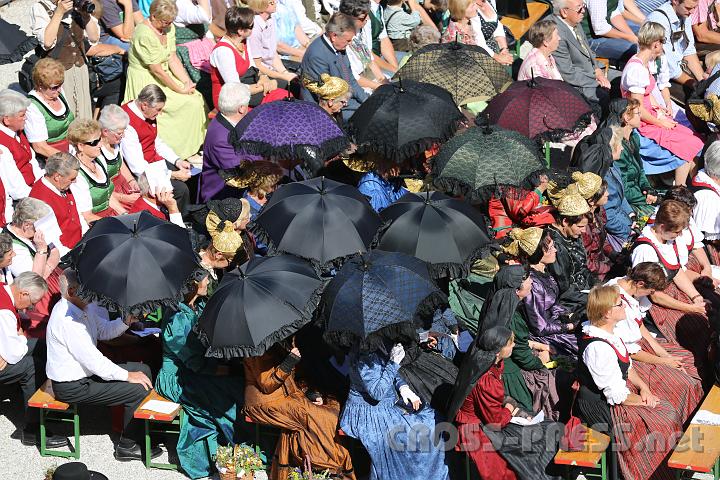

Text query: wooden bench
(668, 385), (720, 479)
(500, 2), (551, 56)
(134, 390), (183, 471)
(27, 380), (80, 459)
(554, 427), (611, 480)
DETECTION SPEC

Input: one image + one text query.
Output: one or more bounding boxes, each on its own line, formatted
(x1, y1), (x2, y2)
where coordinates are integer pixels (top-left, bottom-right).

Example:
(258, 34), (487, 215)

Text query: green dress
(615, 131), (655, 217)
(155, 302), (247, 479)
(78, 160), (114, 214)
(124, 23), (207, 159)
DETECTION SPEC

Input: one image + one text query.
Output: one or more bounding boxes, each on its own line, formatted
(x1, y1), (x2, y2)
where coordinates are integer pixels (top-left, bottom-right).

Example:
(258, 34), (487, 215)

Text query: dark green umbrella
(394, 42), (511, 106)
(431, 125), (544, 202)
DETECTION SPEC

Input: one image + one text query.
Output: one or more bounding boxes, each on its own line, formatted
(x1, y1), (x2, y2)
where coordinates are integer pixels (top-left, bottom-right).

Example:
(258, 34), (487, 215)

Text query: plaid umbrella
(394, 42), (511, 105)
(321, 251), (445, 351)
(431, 125), (544, 202)
(348, 80), (464, 165)
(376, 191), (492, 279)
(485, 77), (594, 141)
(232, 98), (350, 174)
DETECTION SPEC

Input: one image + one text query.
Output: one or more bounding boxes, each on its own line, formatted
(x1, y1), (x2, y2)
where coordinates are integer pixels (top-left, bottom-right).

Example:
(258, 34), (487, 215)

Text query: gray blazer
(299, 35), (369, 106)
(551, 15), (602, 101)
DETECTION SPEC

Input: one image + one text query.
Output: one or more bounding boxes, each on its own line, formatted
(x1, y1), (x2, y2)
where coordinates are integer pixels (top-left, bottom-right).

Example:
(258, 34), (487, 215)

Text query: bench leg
(600, 451), (607, 480)
(39, 409), (46, 457)
(714, 455), (719, 480)
(465, 453), (470, 480)
(72, 406), (80, 459)
(144, 419), (151, 469)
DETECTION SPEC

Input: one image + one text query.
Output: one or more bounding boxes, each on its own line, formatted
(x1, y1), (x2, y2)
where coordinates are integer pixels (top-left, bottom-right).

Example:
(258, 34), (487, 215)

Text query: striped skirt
(635, 338), (704, 422)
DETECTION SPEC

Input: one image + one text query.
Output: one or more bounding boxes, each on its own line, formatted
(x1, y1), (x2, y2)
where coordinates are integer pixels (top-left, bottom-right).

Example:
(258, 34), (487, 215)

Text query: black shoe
(114, 441), (163, 461)
(21, 428), (68, 449)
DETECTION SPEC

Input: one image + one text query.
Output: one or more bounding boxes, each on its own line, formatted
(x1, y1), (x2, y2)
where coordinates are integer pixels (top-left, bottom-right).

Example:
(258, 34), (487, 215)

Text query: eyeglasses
(83, 138), (101, 147)
(47, 84), (63, 91)
(565, 4), (585, 13)
(356, 13), (368, 22)
(614, 301), (624, 307)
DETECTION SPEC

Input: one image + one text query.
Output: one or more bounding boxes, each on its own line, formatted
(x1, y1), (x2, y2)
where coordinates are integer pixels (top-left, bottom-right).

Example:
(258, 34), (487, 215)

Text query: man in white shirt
(692, 140), (720, 240)
(47, 269), (159, 462)
(0, 271), (67, 448)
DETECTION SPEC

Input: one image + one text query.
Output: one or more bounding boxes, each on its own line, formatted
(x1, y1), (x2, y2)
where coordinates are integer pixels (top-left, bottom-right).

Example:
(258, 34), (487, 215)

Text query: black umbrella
(321, 251), (445, 351)
(69, 211), (200, 315)
(347, 80), (464, 165)
(250, 177), (381, 267)
(376, 191), (492, 278)
(0, 19), (37, 64)
(195, 254), (324, 358)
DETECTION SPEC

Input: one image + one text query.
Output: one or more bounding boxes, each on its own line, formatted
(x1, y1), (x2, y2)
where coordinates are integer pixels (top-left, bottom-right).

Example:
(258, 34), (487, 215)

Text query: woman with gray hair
(4, 197), (62, 337)
(28, 152), (86, 255)
(98, 104), (141, 210)
(0, 232), (15, 284)
(691, 141), (720, 241)
(0, 90), (44, 203)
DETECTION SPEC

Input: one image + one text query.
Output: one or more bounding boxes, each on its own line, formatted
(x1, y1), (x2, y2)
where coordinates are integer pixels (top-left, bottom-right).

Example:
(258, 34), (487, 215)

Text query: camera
(73, 0), (95, 14)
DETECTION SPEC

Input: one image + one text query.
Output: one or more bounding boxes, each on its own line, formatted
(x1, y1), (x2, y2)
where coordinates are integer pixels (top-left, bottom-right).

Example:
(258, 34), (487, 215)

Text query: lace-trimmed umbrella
(394, 42), (511, 106)
(485, 77), (594, 142)
(431, 125), (544, 202)
(348, 80), (464, 165)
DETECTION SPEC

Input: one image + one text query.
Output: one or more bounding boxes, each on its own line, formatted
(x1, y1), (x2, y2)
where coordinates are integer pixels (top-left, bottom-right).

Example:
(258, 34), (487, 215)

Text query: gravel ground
(0, 0), (36, 91)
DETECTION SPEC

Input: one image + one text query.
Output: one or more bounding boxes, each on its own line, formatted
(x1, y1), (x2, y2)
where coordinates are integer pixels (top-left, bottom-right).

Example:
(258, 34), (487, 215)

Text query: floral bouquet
(288, 467), (332, 479)
(215, 444), (264, 480)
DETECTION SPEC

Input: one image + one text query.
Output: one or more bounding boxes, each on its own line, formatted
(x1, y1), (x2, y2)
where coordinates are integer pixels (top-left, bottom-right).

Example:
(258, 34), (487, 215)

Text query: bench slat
(27, 380), (69, 411)
(554, 428), (610, 468)
(668, 386), (720, 473)
(134, 390), (180, 422)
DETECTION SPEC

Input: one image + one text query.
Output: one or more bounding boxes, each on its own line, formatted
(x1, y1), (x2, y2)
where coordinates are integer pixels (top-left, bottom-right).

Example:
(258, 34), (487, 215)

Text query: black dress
(546, 226), (592, 313)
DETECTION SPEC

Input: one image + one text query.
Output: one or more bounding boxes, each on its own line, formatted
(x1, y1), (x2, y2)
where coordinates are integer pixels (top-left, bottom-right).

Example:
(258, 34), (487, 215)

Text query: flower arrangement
(287, 467), (332, 479)
(215, 444), (264, 480)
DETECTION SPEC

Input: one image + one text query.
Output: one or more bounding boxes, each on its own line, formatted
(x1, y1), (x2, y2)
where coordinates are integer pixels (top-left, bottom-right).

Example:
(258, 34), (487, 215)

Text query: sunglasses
(565, 4), (585, 13)
(83, 138), (101, 147)
(47, 84), (63, 91)
(614, 301), (624, 307)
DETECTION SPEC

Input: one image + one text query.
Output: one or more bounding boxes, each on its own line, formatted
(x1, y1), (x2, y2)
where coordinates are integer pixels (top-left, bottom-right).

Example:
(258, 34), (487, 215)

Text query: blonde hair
(305, 74), (350, 101)
(67, 118), (102, 146)
(637, 21), (665, 49)
(609, 125), (624, 154)
(245, 0), (270, 14)
(448, 0), (473, 21)
(32, 58), (65, 90)
(706, 50), (720, 73)
(586, 285), (619, 326)
(149, 0), (178, 22)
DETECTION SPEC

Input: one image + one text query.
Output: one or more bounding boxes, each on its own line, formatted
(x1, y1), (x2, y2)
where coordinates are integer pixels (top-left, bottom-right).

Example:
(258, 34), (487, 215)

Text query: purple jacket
(199, 115), (242, 203)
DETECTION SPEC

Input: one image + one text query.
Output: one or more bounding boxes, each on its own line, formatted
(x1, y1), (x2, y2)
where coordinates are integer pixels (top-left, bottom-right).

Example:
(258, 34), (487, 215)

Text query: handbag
(560, 380), (588, 452)
(89, 54), (124, 83)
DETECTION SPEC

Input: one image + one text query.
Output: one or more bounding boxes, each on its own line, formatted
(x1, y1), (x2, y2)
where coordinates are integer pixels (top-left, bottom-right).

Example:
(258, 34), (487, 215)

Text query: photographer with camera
(30, 0), (101, 119)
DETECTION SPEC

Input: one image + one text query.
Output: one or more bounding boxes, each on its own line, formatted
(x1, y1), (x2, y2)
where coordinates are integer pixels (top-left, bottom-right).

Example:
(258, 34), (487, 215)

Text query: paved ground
(0, 0), (35, 92)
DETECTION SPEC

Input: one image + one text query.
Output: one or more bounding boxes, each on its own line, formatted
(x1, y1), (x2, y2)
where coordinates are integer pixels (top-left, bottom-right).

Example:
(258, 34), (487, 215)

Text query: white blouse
(692, 169), (720, 240)
(631, 224), (689, 270)
(605, 277), (651, 354)
(581, 323), (632, 405)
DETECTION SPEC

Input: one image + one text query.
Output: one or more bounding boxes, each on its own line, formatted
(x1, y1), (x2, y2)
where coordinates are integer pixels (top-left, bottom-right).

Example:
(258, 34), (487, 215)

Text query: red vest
(128, 197), (169, 221)
(210, 41), (251, 108)
(0, 129), (34, 186)
(29, 179), (82, 249)
(0, 284), (20, 331)
(121, 103), (164, 164)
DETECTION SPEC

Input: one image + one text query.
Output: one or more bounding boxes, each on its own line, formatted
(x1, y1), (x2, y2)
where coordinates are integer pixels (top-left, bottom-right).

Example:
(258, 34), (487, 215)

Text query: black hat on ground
(52, 462), (109, 480)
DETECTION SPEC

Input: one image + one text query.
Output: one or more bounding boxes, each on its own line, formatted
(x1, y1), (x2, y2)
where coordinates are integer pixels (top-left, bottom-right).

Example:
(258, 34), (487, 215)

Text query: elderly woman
(246, 0), (298, 87)
(0, 90), (44, 204)
(397, 25), (441, 68)
(97, 105), (141, 211)
(620, 22), (703, 186)
(0, 233), (15, 284)
(3, 197), (62, 338)
(30, 0), (98, 119)
(242, 161), (285, 220)
(66, 119), (120, 221)
(124, 0), (207, 160)
(305, 74), (351, 123)
(209, 6), (289, 109)
(518, 20), (563, 81)
(244, 340), (355, 478)
(692, 140), (720, 243)
(576, 285), (682, 480)
(24, 58), (75, 159)
(29, 153), (86, 255)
